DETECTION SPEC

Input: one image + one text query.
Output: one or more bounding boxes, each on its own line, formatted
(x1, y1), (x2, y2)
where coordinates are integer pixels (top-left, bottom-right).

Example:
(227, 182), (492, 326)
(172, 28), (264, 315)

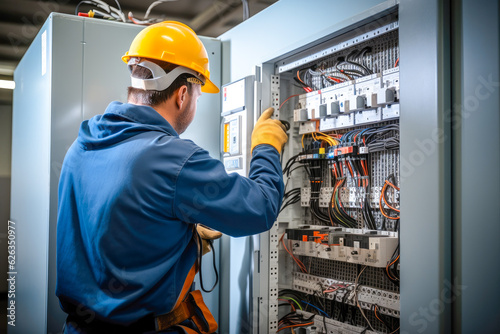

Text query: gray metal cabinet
(11, 13), (221, 334)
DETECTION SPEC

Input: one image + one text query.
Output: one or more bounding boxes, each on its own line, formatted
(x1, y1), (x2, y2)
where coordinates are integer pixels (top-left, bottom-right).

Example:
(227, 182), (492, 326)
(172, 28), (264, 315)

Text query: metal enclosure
(11, 13), (221, 334)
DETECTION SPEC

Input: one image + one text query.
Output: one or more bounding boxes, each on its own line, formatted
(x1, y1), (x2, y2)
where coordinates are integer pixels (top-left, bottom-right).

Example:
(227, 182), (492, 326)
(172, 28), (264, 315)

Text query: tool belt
(155, 290), (217, 334)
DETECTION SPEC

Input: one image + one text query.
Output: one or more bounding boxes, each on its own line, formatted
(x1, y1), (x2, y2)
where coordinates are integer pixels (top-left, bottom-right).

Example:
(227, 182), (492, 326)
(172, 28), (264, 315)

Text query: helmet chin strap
(128, 58), (205, 91)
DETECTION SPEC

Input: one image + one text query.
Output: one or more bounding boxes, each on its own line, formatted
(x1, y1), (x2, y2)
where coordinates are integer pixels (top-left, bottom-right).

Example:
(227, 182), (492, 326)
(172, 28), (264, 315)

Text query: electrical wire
(373, 304), (395, 332)
(301, 300), (329, 317)
(277, 321), (314, 332)
(280, 296), (303, 310)
(379, 174), (400, 220)
(279, 93), (301, 110)
(145, 0), (179, 19)
(277, 311), (315, 332)
(353, 265), (375, 332)
(75, 0), (126, 21)
(280, 233), (308, 273)
(280, 188), (301, 213)
(241, 0), (249, 20)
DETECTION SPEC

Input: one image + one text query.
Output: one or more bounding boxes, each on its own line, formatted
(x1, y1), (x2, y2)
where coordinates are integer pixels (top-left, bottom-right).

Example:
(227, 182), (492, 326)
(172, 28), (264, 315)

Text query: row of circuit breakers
(294, 67), (400, 134)
(285, 226), (398, 268)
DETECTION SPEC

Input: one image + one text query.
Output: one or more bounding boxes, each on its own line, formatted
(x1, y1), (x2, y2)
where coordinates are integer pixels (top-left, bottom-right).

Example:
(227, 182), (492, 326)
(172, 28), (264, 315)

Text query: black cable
(75, 0), (93, 15)
(280, 188), (302, 213)
(196, 232), (218, 293)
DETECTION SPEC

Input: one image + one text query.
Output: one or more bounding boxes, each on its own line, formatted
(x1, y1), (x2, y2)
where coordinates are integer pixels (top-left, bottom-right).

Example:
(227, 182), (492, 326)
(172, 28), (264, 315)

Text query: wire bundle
(277, 312), (315, 333)
(385, 243), (400, 287)
(128, 0), (180, 25)
(300, 133), (340, 225)
(277, 290), (331, 332)
(379, 174), (400, 221)
(75, 0), (126, 21)
(328, 160), (358, 228)
(280, 233), (307, 273)
(295, 47), (374, 91)
(335, 48), (374, 77)
(75, 0), (182, 25)
(373, 304), (400, 333)
(282, 153), (305, 179)
(361, 124), (400, 152)
(280, 188), (301, 213)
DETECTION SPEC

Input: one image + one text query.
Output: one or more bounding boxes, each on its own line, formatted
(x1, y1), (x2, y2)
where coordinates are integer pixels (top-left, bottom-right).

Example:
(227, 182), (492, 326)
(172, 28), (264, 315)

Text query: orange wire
(386, 254), (400, 280)
(279, 94), (301, 110)
(279, 233), (307, 273)
(374, 305), (385, 324)
(382, 183), (400, 212)
(328, 171), (336, 227)
(379, 184), (400, 220)
(383, 181), (400, 212)
(278, 322), (314, 332)
(278, 299), (296, 312)
(385, 180), (400, 191)
(296, 70), (304, 83)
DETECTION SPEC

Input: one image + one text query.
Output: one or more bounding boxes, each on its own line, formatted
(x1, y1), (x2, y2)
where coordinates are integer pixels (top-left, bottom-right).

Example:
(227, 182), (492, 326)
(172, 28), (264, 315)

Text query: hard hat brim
(202, 78), (220, 94)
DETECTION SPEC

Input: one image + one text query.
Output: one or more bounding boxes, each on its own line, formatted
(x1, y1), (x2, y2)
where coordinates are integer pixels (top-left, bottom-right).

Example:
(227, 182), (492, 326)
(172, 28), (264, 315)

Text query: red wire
(279, 94), (301, 110)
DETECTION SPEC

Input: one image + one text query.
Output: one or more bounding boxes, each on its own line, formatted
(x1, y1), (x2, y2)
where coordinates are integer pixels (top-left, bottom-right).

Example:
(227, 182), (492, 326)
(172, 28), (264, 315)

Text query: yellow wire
(279, 296), (303, 310)
(302, 132), (339, 149)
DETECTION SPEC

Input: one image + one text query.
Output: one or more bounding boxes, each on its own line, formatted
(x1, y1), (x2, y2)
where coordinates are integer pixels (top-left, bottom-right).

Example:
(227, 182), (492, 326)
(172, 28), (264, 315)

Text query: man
(56, 21), (287, 334)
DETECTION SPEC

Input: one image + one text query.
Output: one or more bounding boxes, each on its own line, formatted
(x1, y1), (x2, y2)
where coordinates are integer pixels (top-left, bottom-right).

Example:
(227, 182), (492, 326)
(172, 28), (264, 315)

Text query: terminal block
(293, 273), (400, 317)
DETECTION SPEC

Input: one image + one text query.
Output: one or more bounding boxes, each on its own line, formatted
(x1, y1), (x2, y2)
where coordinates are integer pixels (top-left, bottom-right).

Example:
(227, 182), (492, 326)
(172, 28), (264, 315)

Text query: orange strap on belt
(155, 290), (217, 333)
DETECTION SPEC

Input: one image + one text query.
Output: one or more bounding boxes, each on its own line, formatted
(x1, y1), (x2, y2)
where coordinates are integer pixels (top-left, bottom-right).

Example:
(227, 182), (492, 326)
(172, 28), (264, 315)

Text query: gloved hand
(251, 107), (288, 154)
(197, 225), (222, 255)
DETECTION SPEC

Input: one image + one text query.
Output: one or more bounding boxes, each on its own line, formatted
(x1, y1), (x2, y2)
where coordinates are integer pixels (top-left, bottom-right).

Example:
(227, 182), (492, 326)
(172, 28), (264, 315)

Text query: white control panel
(221, 76), (255, 176)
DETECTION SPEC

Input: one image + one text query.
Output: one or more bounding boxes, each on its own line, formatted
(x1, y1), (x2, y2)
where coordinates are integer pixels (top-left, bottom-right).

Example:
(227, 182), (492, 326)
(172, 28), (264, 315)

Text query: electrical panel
(258, 9), (401, 334)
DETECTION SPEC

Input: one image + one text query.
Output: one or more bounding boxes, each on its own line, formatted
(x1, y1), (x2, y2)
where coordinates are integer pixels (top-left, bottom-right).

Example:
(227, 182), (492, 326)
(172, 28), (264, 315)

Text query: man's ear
(175, 85), (188, 109)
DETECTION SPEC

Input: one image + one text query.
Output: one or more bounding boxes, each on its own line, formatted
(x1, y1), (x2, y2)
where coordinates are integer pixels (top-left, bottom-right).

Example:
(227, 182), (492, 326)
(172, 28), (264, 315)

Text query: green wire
(280, 296), (303, 310)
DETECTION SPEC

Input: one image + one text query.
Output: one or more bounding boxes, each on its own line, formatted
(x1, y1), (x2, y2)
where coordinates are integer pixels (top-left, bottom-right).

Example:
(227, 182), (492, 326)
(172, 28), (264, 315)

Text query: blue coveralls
(56, 102), (284, 331)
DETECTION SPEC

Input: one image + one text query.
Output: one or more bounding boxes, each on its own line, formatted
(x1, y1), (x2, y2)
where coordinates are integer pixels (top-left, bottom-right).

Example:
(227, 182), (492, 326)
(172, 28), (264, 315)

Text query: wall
(0, 103), (12, 293)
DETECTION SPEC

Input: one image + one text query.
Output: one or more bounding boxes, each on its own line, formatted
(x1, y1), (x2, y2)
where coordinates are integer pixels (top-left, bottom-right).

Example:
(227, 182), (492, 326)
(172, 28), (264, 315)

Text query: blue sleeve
(173, 145), (284, 237)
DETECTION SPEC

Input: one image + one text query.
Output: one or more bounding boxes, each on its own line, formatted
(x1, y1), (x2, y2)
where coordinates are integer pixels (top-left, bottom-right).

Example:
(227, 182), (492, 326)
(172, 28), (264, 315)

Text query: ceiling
(0, 0), (277, 103)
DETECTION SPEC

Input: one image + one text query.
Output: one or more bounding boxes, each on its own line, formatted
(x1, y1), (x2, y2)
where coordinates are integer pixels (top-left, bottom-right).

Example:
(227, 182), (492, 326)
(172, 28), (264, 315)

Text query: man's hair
(127, 59), (193, 106)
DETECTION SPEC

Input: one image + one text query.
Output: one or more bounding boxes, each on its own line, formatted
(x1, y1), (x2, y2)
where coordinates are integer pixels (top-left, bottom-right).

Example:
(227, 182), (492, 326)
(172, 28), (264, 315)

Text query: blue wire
(300, 300), (329, 317)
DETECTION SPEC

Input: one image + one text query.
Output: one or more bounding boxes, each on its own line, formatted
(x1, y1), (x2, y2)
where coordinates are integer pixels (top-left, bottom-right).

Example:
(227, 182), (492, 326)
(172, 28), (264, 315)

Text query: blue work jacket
(56, 101), (284, 325)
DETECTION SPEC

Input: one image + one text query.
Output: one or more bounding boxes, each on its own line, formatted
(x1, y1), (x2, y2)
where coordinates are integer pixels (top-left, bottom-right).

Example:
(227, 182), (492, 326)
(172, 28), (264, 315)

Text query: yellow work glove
(251, 107), (288, 154)
(197, 225), (222, 255)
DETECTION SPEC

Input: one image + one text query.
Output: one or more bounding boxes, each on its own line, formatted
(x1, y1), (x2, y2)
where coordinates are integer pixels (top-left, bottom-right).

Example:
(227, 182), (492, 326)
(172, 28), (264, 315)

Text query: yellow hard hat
(122, 21), (219, 94)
